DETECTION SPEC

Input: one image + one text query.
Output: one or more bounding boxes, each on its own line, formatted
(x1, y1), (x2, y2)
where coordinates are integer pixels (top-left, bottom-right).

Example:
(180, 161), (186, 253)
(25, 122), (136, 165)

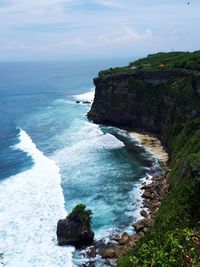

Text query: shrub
(118, 228), (200, 267)
(68, 204), (92, 226)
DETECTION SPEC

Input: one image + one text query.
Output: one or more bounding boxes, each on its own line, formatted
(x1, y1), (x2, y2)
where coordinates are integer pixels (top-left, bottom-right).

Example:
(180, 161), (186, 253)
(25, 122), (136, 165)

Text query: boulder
(132, 219), (152, 233)
(57, 204), (94, 248)
(112, 235), (121, 242)
(132, 220), (146, 232)
(101, 246), (116, 259)
(140, 209), (148, 218)
(57, 217), (94, 248)
(142, 190), (153, 199)
(118, 232), (129, 245)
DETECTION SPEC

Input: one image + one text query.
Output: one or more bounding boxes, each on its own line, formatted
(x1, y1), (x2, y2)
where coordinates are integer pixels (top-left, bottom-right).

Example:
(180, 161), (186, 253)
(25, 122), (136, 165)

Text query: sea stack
(57, 204), (94, 248)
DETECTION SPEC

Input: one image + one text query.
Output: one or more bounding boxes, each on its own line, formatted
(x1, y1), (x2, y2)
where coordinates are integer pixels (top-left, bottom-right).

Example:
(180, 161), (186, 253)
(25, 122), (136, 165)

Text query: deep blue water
(0, 59), (155, 266)
(0, 59), (128, 179)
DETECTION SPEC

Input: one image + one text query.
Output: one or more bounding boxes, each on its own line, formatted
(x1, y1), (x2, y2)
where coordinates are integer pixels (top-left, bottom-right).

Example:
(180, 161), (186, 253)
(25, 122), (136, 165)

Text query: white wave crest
(52, 122), (125, 167)
(0, 129), (74, 267)
(73, 89), (95, 103)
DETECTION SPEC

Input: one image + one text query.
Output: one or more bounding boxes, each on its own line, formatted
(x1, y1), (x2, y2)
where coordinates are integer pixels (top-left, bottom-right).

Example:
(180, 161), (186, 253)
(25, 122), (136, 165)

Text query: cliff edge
(88, 51), (200, 266)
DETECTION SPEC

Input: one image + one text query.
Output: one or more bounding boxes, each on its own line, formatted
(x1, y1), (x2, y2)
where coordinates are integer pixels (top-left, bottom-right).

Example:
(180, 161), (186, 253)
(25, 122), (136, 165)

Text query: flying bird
(187, 2), (190, 5)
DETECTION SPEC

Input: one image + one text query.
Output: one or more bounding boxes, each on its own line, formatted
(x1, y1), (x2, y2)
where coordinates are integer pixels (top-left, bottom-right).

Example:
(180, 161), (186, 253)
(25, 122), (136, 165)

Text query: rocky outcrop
(57, 204), (94, 248)
(57, 217), (94, 248)
(88, 70), (200, 142)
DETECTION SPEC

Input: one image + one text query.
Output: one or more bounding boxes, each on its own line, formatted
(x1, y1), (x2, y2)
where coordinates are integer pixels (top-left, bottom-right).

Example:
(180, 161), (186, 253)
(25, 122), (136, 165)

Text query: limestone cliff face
(88, 70), (200, 145)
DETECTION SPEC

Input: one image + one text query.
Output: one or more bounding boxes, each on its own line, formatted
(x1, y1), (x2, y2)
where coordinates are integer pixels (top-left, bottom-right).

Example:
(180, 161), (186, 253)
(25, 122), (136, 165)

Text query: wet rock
(57, 218), (94, 248)
(140, 209), (148, 218)
(132, 219), (152, 233)
(132, 219), (146, 232)
(142, 190), (153, 199)
(118, 232), (129, 245)
(148, 200), (160, 209)
(112, 235), (121, 242)
(141, 184), (152, 190)
(87, 247), (97, 258)
(101, 246), (116, 259)
(57, 204), (94, 248)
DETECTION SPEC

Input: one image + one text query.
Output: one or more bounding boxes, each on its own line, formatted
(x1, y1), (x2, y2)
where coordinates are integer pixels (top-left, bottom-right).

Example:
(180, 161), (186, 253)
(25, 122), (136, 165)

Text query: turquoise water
(0, 59), (158, 266)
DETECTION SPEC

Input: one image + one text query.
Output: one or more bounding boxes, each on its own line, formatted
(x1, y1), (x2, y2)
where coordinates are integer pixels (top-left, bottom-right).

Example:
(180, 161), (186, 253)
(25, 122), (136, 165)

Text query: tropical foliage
(68, 204), (93, 226)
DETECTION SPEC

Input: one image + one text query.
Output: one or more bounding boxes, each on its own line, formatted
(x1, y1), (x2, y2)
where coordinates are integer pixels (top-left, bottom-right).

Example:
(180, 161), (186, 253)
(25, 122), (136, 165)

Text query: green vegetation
(130, 50), (200, 71)
(128, 78), (166, 117)
(116, 52), (200, 266)
(98, 51), (200, 77)
(98, 66), (135, 77)
(118, 228), (200, 267)
(68, 204), (92, 227)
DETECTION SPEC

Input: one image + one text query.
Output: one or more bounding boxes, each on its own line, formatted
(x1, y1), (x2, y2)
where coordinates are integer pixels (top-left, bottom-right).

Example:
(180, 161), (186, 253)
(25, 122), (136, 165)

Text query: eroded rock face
(87, 70), (200, 141)
(57, 217), (94, 248)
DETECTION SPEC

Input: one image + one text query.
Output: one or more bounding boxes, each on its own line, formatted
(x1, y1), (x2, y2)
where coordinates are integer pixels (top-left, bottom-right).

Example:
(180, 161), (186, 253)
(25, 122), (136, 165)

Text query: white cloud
(97, 27), (152, 45)
(0, 0), (200, 60)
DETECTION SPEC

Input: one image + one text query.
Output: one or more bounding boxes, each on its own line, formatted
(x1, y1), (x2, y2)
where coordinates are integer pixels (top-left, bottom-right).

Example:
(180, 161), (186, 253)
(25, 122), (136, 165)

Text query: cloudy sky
(0, 0), (199, 61)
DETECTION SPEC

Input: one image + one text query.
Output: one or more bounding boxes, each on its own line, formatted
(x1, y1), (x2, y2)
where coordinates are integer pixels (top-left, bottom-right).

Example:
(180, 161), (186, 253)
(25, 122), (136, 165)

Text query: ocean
(0, 59), (159, 267)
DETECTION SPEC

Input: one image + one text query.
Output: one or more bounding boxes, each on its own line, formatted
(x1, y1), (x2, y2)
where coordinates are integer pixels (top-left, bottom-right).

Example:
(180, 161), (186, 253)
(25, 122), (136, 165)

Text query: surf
(0, 129), (74, 267)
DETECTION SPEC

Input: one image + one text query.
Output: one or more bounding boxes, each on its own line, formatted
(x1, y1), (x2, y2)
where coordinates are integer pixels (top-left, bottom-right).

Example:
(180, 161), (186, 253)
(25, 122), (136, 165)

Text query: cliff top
(99, 50), (200, 77)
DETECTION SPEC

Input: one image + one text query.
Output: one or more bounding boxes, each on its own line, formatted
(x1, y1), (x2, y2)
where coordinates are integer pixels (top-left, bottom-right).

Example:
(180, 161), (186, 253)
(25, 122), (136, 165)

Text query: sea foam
(73, 89), (95, 103)
(0, 129), (74, 267)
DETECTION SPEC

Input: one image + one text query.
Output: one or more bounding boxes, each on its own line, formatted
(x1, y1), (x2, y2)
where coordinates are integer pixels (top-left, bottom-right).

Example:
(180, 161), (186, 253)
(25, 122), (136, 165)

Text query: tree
(68, 204), (93, 226)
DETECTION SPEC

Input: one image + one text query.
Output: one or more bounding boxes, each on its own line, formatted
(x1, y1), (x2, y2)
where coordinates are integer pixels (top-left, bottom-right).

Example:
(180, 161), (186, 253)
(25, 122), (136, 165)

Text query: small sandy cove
(128, 132), (169, 165)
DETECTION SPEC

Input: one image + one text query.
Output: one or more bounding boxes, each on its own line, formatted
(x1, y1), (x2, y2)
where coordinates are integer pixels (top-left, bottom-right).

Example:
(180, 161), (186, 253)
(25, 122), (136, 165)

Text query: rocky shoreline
(85, 133), (170, 265)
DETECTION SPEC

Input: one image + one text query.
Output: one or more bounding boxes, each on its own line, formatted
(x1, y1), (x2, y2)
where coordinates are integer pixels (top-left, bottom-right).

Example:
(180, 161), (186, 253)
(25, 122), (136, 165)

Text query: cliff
(88, 70), (200, 139)
(88, 51), (200, 266)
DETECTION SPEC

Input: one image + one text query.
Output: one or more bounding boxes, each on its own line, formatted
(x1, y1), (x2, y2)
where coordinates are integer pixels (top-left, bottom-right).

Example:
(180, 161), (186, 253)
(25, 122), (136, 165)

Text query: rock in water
(57, 218), (94, 247)
(57, 204), (94, 248)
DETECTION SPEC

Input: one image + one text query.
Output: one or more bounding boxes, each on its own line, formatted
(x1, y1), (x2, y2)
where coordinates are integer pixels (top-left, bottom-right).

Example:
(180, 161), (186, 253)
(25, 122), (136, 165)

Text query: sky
(0, 0), (200, 61)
